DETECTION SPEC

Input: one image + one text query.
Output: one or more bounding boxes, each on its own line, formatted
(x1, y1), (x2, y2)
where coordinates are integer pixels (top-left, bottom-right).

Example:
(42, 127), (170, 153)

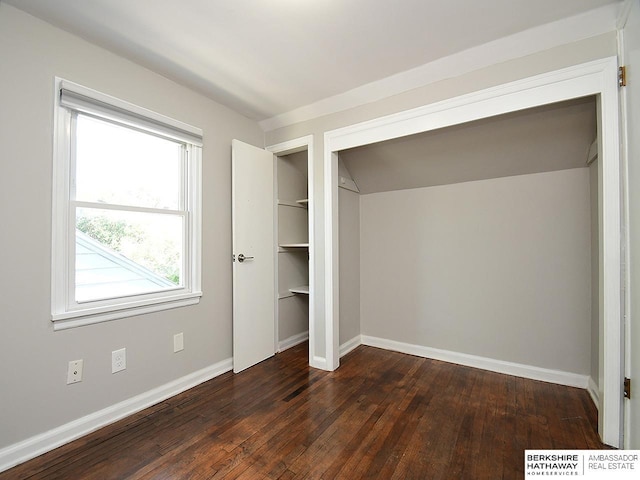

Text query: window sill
(51, 291), (202, 331)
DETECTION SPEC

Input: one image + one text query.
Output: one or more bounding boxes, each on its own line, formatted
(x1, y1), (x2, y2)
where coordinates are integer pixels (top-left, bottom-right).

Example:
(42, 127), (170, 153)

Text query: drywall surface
(340, 98), (597, 194)
(359, 169), (592, 374)
(278, 296), (309, 342)
(0, 4), (262, 450)
(264, 32), (616, 366)
(338, 188), (361, 344)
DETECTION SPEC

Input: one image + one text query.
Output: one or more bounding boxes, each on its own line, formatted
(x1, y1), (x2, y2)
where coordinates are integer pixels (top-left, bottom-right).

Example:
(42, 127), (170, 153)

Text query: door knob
(237, 254), (254, 263)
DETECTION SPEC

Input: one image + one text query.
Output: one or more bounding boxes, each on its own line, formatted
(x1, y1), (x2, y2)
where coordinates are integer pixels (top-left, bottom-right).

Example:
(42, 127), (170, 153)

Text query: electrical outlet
(173, 332), (184, 353)
(112, 348), (126, 373)
(67, 359), (83, 384)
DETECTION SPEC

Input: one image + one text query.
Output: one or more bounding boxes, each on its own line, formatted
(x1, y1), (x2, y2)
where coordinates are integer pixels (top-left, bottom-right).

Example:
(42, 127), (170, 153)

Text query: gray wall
(338, 187), (361, 345)
(0, 4), (262, 450)
(359, 169), (592, 374)
(264, 31), (617, 366)
(0, 0), (628, 453)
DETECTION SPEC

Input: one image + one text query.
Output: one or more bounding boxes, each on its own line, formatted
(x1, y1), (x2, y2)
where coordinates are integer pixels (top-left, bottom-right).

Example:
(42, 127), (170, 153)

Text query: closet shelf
(289, 285), (309, 295)
(277, 199), (308, 209)
(279, 243), (309, 248)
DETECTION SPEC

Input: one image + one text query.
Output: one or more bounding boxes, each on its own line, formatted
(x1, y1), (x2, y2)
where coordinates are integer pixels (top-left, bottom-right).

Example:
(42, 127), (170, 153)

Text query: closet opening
(338, 96), (599, 403)
(267, 136), (316, 368)
(276, 150), (310, 352)
(323, 58), (622, 447)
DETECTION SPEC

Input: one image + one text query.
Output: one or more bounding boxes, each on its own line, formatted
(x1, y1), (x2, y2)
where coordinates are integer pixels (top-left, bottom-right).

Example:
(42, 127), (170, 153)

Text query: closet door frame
(267, 136), (316, 368)
(323, 57), (623, 447)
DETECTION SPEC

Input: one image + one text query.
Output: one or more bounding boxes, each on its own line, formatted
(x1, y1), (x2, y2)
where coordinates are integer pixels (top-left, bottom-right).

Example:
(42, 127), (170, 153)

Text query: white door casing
(324, 57), (623, 447)
(232, 139), (276, 373)
(619, 0), (640, 449)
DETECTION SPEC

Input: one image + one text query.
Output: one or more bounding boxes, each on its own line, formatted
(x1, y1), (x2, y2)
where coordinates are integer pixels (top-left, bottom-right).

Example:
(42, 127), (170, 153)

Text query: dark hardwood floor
(1, 343), (604, 479)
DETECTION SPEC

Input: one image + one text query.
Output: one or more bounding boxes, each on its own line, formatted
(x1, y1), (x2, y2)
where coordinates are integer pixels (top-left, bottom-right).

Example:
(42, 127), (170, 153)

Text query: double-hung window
(51, 79), (202, 330)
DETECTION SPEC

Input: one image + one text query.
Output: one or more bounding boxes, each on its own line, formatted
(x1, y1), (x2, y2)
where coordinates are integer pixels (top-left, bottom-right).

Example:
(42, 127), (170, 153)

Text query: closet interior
(336, 97), (601, 408)
(276, 150), (309, 348)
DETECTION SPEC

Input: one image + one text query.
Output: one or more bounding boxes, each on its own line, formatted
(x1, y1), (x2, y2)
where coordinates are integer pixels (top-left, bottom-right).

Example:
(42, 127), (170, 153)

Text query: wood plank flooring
(0, 343), (605, 479)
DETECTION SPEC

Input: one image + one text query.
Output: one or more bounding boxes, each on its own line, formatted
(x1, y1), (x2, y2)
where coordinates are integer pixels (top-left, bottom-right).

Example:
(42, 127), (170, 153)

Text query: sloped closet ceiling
(340, 97), (597, 194)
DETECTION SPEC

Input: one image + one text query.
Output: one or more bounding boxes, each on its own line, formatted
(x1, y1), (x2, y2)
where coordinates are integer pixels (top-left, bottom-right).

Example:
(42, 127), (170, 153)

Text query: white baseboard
(1, 336), (593, 474)
(0, 357), (233, 474)
(360, 335), (590, 389)
(340, 335), (362, 358)
(277, 331), (309, 352)
(588, 376), (600, 411)
(310, 355), (328, 370)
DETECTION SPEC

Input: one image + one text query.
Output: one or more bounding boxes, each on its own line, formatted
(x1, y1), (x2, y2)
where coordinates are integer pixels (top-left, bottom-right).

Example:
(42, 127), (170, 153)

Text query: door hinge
(619, 66), (627, 87)
(624, 377), (631, 399)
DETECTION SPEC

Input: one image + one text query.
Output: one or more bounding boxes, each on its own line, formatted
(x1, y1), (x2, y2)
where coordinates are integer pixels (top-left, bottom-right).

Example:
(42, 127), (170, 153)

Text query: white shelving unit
(279, 243), (309, 248)
(289, 285), (309, 295)
(276, 150), (310, 347)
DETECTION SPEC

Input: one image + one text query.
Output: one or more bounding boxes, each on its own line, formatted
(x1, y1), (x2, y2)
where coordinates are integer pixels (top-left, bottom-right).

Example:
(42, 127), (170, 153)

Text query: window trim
(51, 78), (202, 330)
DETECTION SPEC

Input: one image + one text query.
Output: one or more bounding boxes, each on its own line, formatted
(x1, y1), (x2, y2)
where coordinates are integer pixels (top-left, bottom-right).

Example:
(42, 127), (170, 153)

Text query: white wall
(359, 169), (592, 375)
(0, 3), (262, 454)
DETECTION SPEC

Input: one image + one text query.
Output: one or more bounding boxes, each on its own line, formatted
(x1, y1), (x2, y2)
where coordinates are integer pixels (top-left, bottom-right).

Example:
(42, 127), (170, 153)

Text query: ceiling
(4, 0), (621, 123)
(340, 97), (597, 194)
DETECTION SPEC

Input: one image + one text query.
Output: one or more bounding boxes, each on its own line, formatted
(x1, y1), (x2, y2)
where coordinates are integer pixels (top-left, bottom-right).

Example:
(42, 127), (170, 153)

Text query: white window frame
(51, 78), (202, 330)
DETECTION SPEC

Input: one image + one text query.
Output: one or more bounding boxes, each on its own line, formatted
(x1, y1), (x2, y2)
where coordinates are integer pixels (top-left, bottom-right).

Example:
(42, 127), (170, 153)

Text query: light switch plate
(174, 332), (184, 352)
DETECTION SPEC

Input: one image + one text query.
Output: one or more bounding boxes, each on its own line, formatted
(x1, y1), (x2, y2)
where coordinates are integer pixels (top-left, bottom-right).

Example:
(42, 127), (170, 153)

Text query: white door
(232, 139), (275, 373)
(622, 0), (640, 448)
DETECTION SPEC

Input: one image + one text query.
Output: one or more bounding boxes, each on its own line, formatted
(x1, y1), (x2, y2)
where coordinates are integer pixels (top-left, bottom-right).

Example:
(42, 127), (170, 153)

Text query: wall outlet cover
(67, 359), (83, 384)
(112, 348), (126, 373)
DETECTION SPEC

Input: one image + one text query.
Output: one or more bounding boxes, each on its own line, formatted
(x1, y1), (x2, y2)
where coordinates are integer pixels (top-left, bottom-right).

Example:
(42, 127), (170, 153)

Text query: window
(52, 79), (202, 330)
